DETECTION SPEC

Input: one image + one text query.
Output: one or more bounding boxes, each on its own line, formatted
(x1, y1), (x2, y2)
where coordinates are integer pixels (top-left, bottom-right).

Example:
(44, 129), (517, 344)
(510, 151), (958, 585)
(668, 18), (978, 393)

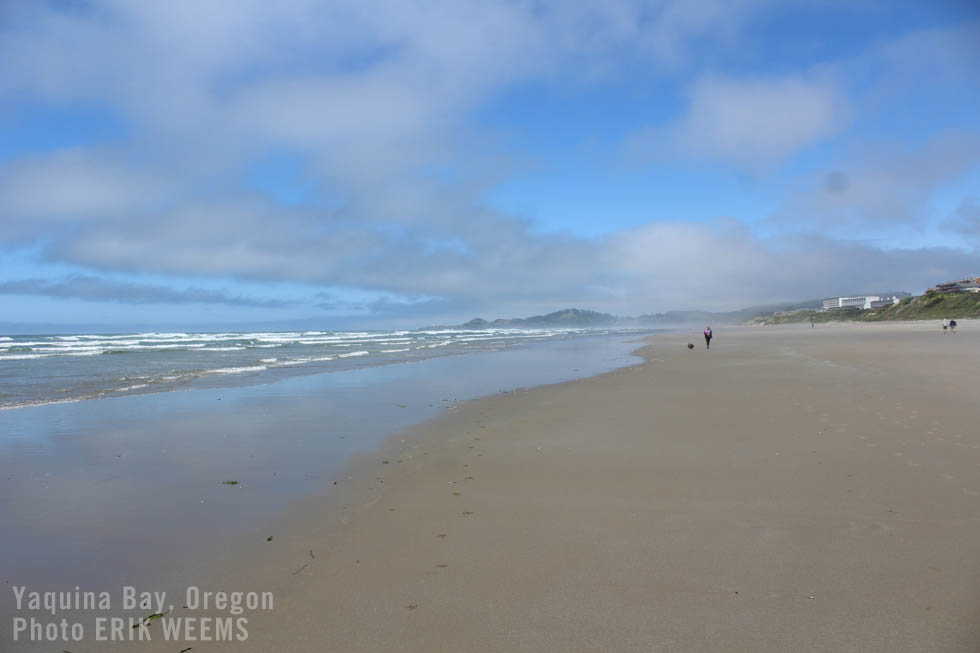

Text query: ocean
(0, 326), (649, 409)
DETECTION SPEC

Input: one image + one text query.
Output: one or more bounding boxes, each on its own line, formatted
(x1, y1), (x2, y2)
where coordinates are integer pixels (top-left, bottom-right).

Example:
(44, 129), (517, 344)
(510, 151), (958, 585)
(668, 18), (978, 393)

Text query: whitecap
(206, 365), (268, 375)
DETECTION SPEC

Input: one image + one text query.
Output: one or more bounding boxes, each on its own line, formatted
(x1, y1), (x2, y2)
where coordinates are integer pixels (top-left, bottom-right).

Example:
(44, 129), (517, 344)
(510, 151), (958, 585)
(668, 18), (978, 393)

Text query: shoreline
(10, 321), (980, 651)
(0, 327), (654, 411)
(1, 332), (645, 651)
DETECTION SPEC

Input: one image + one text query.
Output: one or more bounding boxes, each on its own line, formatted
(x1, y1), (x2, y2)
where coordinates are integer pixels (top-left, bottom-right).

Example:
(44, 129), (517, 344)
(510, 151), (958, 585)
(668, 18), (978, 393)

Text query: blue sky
(1, 1), (978, 329)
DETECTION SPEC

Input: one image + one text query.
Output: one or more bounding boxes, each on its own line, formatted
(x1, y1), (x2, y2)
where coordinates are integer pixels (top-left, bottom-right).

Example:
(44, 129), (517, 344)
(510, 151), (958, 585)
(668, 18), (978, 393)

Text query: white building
(869, 298), (898, 309)
(822, 295), (902, 310)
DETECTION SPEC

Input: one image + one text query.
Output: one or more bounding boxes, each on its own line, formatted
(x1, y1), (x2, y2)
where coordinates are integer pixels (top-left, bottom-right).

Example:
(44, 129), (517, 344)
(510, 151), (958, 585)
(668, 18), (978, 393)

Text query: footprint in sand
(461, 511), (473, 516)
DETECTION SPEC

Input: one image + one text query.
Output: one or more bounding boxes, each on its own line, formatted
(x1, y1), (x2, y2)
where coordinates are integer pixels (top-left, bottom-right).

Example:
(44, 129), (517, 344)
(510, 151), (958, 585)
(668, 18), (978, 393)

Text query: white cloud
(780, 131), (980, 227)
(0, 149), (170, 223)
(852, 20), (980, 106)
(627, 73), (848, 170)
(943, 197), (980, 246)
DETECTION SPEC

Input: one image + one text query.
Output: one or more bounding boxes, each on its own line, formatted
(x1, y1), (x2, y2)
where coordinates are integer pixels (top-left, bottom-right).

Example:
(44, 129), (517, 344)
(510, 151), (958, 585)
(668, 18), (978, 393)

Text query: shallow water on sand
(0, 333), (645, 613)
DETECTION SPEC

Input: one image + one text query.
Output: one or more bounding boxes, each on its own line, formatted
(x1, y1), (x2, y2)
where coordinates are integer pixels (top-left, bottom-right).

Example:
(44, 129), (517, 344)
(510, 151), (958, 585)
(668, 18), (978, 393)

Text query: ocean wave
(338, 350), (370, 358)
(0, 396), (85, 410)
(0, 326), (650, 410)
(206, 365), (268, 375)
(113, 383), (149, 392)
(0, 329), (569, 361)
(278, 355), (335, 366)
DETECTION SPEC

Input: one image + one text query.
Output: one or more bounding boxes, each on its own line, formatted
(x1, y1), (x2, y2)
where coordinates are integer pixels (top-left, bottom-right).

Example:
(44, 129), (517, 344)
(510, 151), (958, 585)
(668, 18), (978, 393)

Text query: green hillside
(750, 292), (980, 325)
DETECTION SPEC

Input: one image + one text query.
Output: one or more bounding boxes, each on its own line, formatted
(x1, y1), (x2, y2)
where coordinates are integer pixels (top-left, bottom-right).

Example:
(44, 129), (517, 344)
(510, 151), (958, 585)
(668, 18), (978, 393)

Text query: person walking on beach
(704, 326), (713, 349)
(949, 319), (957, 334)
(943, 318), (949, 334)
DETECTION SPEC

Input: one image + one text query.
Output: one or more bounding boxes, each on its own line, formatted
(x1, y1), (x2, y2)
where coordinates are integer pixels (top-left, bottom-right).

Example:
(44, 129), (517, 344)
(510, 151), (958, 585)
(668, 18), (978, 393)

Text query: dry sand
(111, 322), (980, 652)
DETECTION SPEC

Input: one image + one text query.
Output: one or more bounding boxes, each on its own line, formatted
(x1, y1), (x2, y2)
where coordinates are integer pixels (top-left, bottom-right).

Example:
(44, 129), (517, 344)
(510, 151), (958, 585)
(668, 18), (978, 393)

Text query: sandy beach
(9, 3), (980, 651)
(23, 321), (980, 652)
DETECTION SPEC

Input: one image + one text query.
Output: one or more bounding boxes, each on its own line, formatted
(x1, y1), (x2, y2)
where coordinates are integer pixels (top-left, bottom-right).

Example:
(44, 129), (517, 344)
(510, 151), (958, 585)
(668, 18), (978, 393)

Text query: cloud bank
(0, 1), (977, 322)
(0, 276), (294, 308)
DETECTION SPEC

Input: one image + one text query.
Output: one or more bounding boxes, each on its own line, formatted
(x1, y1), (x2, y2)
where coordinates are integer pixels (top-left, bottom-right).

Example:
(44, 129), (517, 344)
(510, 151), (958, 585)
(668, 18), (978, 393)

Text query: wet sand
(31, 322), (980, 651)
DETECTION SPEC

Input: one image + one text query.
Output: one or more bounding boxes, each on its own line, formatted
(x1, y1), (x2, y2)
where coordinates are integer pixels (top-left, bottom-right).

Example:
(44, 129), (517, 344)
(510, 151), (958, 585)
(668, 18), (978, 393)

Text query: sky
(1, 0), (979, 330)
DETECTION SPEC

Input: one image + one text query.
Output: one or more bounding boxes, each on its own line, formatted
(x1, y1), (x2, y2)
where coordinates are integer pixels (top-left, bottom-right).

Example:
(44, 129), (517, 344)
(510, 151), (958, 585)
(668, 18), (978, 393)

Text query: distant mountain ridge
(442, 302), (826, 330)
(457, 309), (619, 329)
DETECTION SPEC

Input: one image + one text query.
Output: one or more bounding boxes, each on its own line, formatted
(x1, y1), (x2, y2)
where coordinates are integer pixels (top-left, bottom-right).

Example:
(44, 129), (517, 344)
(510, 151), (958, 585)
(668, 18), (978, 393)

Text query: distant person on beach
(949, 319), (957, 334)
(943, 318), (949, 333)
(704, 326), (712, 349)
